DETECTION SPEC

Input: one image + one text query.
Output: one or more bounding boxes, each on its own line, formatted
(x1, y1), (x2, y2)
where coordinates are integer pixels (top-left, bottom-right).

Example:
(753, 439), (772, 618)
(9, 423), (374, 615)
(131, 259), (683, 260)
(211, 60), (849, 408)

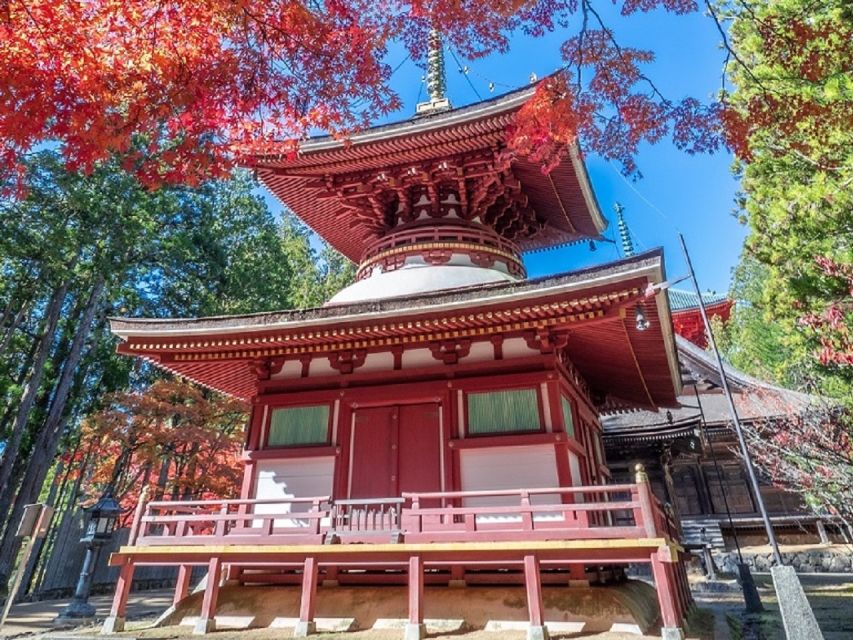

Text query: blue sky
(261, 4), (745, 294)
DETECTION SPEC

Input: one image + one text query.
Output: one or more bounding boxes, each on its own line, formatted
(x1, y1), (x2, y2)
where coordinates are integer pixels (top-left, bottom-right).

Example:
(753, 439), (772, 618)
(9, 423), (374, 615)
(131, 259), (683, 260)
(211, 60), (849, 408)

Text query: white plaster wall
(459, 444), (560, 522)
(266, 335), (537, 381)
(253, 457), (334, 527)
(567, 452), (584, 503)
(401, 347), (434, 369)
(308, 357), (336, 378)
(502, 337), (539, 359)
(459, 340), (494, 364)
(270, 359), (302, 380)
(359, 351), (395, 373)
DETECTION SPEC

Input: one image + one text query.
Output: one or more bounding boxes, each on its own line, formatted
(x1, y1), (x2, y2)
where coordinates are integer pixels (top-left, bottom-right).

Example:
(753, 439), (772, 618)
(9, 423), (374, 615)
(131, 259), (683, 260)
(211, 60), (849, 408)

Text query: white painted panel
(401, 347), (434, 369)
(253, 457), (334, 528)
(271, 359), (302, 380)
(502, 337), (538, 359)
(567, 452), (584, 503)
(459, 340), (494, 364)
(459, 445), (560, 522)
(308, 357), (336, 377)
(360, 351), (395, 373)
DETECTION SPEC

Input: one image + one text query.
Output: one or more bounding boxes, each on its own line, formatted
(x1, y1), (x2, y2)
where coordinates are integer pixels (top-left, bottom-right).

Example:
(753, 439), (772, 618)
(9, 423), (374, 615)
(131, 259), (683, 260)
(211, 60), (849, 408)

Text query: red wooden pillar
(666, 563), (685, 625)
(523, 555), (549, 640)
(405, 555), (425, 640)
(650, 552), (684, 640)
(449, 565), (466, 587)
(102, 562), (135, 633)
(674, 557), (693, 619)
(174, 564), (192, 606)
(295, 557), (319, 637)
(194, 557), (222, 635)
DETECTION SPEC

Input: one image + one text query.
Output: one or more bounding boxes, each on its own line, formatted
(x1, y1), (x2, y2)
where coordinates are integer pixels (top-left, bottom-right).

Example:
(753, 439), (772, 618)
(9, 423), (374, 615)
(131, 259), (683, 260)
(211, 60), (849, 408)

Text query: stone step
(680, 519), (726, 550)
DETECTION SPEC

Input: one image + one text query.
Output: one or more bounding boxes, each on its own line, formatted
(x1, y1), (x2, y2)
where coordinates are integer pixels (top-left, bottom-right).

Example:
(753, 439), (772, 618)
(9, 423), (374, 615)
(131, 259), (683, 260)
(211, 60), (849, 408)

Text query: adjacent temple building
(100, 42), (810, 640)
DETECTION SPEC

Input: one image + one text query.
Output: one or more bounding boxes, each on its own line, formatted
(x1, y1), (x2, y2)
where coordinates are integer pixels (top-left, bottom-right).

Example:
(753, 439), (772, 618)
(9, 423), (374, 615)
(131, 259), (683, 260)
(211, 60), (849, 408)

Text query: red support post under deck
(102, 562), (135, 633)
(406, 555), (426, 640)
(408, 556), (424, 624)
(295, 557), (319, 637)
(523, 555), (544, 627)
(650, 552), (683, 636)
(174, 565), (192, 606)
(195, 557), (222, 635)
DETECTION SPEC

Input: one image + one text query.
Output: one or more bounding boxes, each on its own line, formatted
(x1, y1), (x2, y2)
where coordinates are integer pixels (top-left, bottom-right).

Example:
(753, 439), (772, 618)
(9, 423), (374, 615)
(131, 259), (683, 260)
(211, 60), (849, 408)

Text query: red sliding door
(349, 402), (442, 499)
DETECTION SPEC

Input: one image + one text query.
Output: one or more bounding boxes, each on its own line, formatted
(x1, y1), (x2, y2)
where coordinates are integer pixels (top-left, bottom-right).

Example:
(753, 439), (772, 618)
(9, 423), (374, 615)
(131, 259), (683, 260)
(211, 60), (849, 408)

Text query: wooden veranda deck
(104, 472), (693, 639)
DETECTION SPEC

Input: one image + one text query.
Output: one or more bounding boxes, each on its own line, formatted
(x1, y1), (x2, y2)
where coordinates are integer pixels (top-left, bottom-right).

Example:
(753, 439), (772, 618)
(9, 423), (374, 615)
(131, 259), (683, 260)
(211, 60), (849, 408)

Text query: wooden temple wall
(239, 337), (607, 506)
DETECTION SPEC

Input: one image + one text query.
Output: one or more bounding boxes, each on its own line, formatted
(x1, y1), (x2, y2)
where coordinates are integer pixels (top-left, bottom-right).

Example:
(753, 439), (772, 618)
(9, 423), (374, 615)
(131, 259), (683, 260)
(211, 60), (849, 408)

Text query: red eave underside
(250, 108), (599, 262)
(119, 277), (676, 411)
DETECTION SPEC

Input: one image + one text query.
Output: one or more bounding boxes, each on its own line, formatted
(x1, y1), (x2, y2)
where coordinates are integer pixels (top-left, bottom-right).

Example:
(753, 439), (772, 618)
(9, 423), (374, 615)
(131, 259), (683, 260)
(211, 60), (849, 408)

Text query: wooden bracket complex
(429, 339), (472, 365)
(329, 349), (368, 374)
(524, 329), (569, 354)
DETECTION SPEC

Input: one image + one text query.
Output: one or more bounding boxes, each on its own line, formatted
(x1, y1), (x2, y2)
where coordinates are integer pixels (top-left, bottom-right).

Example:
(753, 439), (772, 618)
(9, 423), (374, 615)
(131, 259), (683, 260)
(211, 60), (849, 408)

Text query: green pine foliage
(0, 151), (354, 590)
(720, 0), (852, 400)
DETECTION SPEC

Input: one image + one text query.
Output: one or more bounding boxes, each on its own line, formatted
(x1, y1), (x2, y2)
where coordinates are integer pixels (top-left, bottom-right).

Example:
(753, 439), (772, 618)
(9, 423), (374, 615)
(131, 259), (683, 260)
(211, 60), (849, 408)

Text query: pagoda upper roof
(110, 250), (680, 412)
(250, 84), (607, 262)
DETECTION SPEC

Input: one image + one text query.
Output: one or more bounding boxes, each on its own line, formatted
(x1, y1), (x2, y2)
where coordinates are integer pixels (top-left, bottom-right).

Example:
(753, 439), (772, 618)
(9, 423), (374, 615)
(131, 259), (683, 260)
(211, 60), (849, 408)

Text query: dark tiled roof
(602, 336), (816, 435)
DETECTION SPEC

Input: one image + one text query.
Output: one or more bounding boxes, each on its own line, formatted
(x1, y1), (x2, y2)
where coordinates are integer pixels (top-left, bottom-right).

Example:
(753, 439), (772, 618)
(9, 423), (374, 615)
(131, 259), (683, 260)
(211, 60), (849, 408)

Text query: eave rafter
(119, 287), (646, 364)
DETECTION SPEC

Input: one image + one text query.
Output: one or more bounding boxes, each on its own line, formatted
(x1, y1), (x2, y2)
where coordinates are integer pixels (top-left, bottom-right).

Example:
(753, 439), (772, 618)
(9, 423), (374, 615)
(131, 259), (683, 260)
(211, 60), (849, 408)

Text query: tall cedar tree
(0, 152), (353, 593)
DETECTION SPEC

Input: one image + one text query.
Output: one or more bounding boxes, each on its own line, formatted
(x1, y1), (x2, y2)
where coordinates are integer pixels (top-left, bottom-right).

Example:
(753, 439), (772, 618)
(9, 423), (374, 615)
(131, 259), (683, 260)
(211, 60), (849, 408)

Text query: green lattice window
(466, 388), (540, 435)
(268, 405), (330, 447)
(560, 396), (575, 439)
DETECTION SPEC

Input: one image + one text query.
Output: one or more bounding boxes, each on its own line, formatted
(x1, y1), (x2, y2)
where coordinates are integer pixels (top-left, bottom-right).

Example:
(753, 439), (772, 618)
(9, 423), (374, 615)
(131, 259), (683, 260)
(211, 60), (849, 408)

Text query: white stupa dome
(326, 262), (518, 305)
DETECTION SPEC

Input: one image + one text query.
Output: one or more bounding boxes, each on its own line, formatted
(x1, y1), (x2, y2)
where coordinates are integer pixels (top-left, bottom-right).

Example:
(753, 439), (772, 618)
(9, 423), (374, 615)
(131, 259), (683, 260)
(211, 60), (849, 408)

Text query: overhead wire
(447, 46), (483, 101)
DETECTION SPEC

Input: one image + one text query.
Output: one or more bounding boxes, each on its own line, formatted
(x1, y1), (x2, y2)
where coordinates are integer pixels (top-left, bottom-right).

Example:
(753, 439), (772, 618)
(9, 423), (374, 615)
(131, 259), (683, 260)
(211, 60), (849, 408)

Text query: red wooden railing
(129, 482), (677, 548)
(356, 223), (525, 280)
(132, 497), (330, 546)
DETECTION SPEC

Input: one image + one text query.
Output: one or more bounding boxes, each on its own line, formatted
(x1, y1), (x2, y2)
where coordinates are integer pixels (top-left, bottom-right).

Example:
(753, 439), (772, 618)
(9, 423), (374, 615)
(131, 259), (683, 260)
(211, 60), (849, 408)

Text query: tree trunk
(0, 326), (43, 436)
(0, 278), (104, 589)
(31, 441), (94, 595)
(0, 280), (69, 505)
(0, 301), (29, 358)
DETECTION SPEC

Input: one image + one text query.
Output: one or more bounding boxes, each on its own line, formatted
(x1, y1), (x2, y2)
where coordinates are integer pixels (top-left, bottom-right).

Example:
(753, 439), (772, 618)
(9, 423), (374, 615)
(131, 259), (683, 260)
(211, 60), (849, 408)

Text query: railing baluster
(312, 499), (322, 535)
(214, 503), (228, 539)
(520, 491), (533, 531)
(411, 495), (422, 533)
(128, 486), (150, 545)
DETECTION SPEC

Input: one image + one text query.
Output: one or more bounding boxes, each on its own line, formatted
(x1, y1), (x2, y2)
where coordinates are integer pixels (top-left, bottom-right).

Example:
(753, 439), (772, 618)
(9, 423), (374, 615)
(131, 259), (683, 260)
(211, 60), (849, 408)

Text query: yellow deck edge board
(117, 538), (671, 556)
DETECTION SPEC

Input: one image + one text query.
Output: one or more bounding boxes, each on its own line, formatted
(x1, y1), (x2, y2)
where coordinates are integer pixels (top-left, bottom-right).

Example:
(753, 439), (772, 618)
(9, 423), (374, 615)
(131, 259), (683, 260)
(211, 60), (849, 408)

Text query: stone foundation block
(101, 616), (125, 634)
(293, 620), (316, 637)
(192, 617), (216, 635)
(404, 622), (426, 640)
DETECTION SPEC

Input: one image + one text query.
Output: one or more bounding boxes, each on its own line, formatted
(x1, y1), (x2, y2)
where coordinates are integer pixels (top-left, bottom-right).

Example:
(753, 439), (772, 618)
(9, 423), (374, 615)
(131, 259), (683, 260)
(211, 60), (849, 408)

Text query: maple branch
(575, 1), (589, 95)
(581, 0), (668, 104)
(703, 0), (773, 99)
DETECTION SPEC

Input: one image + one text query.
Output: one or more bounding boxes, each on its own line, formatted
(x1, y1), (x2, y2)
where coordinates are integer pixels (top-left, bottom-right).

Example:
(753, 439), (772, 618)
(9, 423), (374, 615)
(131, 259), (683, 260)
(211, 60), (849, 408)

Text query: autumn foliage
(69, 379), (247, 523)
(0, 0), (724, 188)
(745, 403), (853, 525)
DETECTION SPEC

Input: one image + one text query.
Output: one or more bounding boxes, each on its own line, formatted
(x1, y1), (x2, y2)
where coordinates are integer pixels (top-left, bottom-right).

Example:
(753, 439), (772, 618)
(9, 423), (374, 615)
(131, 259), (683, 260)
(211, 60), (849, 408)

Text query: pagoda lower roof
(250, 85), (607, 262)
(110, 251), (680, 411)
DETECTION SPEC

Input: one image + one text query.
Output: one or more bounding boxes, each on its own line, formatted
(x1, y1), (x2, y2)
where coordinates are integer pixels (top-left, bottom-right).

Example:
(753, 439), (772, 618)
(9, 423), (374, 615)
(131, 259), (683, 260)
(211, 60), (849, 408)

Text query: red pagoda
(103, 48), (693, 640)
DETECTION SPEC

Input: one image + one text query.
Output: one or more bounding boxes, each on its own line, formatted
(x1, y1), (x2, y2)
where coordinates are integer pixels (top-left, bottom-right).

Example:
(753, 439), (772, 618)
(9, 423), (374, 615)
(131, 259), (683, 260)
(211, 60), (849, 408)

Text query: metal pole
(678, 233), (783, 566)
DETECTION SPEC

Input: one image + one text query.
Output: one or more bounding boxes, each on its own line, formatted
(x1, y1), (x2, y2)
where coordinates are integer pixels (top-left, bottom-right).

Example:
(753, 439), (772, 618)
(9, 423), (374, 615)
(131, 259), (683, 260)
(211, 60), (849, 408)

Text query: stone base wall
(716, 548), (853, 574)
